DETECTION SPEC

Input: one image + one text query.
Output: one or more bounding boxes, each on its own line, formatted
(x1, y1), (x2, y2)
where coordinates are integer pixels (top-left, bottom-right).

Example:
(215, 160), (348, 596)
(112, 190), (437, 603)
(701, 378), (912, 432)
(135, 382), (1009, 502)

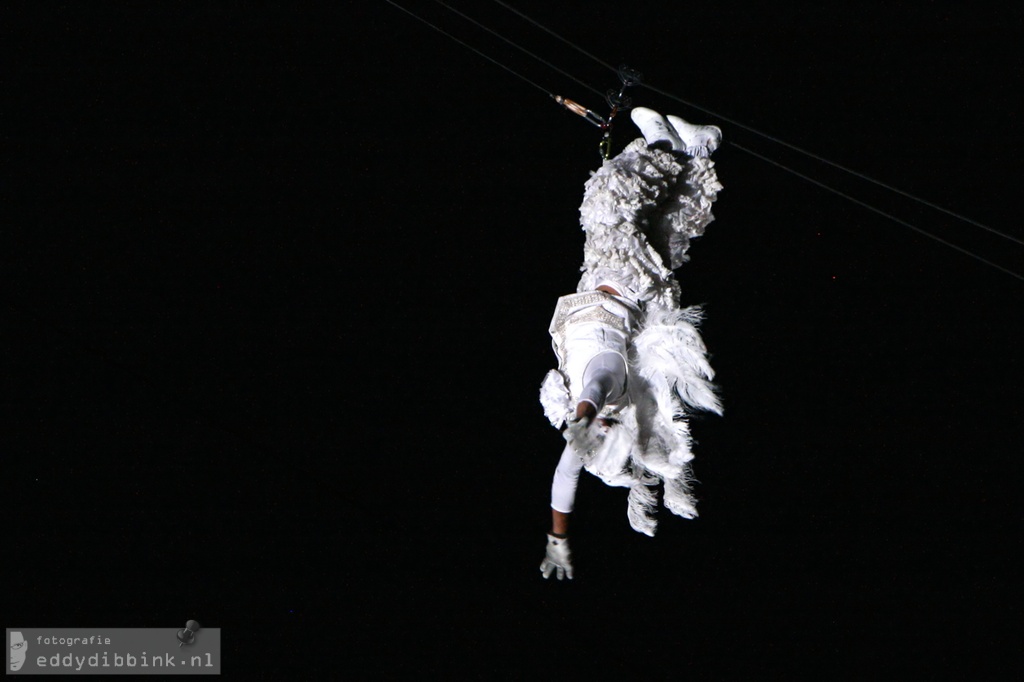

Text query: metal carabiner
(552, 95), (608, 128)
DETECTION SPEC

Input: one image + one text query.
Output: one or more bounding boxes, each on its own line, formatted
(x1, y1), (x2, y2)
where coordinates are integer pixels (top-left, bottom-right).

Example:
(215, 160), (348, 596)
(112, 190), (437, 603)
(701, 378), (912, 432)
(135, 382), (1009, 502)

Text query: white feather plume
(539, 369), (572, 428)
(627, 483), (659, 536)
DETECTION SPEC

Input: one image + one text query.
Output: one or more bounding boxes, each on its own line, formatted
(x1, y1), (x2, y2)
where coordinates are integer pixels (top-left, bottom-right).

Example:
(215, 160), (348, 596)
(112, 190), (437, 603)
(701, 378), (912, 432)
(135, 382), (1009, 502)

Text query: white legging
(577, 350), (626, 409)
(550, 351), (627, 513)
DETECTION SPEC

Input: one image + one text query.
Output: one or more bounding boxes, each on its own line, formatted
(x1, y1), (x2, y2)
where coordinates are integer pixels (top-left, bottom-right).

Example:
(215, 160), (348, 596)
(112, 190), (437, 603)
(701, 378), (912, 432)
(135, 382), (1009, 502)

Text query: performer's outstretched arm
(542, 344), (626, 580)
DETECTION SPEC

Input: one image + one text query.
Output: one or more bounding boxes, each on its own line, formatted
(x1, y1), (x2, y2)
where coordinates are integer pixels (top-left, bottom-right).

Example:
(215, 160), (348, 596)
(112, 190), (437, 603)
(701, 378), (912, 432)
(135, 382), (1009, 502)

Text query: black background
(4, 1), (1022, 677)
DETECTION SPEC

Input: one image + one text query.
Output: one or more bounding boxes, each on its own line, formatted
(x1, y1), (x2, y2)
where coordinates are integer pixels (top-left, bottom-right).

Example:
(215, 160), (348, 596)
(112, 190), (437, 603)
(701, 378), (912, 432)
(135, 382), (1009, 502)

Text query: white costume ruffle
(541, 138), (724, 536)
(577, 138), (722, 310)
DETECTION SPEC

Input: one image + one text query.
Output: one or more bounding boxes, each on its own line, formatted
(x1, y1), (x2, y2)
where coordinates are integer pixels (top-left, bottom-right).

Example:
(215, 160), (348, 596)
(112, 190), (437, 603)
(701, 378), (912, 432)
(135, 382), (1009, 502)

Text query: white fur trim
(539, 369), (572, 428)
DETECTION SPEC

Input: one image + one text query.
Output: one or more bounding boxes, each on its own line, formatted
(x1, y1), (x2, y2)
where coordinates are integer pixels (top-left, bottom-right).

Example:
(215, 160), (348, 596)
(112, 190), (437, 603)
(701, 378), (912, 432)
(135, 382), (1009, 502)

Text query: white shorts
(549, 291), (637, 404)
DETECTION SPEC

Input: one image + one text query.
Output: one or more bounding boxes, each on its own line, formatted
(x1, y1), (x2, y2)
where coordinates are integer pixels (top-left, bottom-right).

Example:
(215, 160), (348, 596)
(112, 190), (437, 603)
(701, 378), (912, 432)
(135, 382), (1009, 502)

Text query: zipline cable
(490, 0), (617, 73)
(383, 0), (552, 96)
(647, 84), (1024, 248)
(732, 142), (1024, 281)
(388, 0), (622, 155)
(489, 0), (1024, 248)
(430, 0), (604, 99)
(385, 0), (1023, 281)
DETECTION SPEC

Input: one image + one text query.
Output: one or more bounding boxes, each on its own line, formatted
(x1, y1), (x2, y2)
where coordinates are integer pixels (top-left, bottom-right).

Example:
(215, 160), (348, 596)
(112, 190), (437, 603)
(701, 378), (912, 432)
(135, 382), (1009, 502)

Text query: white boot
(667, 114), (722, 157)
(630, 107), (683, 151)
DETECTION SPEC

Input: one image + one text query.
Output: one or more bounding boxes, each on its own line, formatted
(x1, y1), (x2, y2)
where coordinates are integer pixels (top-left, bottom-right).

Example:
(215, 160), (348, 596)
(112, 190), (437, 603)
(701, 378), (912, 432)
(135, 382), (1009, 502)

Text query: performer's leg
(577, 351), (626, 421)
(575, 401), (598, 424)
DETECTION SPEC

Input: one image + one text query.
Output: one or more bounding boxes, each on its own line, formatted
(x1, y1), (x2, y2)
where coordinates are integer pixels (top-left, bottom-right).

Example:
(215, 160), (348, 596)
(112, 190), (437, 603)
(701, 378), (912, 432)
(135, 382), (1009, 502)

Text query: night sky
(5, 2), (1022, 677)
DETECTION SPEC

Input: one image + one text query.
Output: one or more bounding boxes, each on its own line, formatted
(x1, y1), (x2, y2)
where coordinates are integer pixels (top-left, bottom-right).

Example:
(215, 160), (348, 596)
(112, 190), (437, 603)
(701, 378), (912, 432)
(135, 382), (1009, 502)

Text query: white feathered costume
(540, 137), (724, 536)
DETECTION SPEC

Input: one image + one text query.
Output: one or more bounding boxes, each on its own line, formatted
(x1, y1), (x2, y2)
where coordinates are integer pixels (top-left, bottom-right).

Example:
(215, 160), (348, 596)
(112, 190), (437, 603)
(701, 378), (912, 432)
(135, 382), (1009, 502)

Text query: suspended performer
(539, 107), (725, 581)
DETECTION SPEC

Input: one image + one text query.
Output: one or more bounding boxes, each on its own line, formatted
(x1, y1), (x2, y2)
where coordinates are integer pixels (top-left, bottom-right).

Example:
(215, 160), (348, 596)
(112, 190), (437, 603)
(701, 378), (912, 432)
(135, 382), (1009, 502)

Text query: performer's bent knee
(579, 351), (627, 410)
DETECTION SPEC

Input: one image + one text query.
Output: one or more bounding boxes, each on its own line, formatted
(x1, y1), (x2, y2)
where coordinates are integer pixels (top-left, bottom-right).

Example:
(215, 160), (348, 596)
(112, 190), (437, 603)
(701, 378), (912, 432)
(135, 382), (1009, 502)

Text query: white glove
(563, 417), (602, 457)
(539, 533), (574, 580)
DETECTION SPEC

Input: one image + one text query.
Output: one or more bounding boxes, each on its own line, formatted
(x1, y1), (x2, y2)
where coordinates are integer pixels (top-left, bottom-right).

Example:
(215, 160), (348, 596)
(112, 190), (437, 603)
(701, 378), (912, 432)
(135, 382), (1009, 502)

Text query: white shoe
(667, 115), (722, 157)
(631, 107), (683, 151)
